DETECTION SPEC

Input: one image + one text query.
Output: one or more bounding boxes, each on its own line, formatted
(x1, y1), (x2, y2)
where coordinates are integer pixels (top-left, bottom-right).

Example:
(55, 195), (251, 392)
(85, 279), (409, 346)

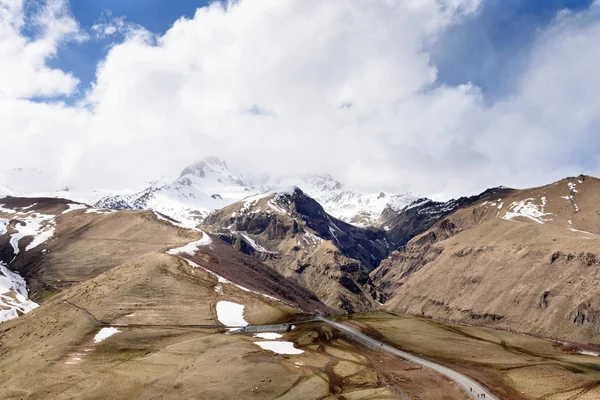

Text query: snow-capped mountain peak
(303, 174), (344, 192)
(179, 156), (250, 186)
(95, 157), (259, 228)
(297, 175), (418, 227)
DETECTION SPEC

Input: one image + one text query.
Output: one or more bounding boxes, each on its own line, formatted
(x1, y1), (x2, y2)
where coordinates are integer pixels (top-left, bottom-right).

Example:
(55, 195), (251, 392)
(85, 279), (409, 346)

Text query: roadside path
(318, 316), (498, 400)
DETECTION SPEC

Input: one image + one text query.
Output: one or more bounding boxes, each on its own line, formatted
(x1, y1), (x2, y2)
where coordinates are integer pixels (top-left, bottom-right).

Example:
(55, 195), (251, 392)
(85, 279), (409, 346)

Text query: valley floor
(344, 311), (600, 400)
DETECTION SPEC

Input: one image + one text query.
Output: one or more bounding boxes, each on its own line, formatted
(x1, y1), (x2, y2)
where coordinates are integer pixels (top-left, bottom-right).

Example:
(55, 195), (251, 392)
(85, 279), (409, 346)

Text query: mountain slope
(203, 187), (392, 312)
(0, 197), (461, 400)
(373, 175), (600, 343)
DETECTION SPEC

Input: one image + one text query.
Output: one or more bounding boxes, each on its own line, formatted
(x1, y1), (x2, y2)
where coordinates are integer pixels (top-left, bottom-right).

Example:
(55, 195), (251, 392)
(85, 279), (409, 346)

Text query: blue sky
(44, 0), (596, 101)
(431, 0), (595, 98)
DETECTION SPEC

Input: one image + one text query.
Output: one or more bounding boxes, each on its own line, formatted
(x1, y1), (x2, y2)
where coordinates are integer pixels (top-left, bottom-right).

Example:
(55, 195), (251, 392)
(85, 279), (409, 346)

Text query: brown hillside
(373, 175), (600, 343)
(0, 196), (200, 300)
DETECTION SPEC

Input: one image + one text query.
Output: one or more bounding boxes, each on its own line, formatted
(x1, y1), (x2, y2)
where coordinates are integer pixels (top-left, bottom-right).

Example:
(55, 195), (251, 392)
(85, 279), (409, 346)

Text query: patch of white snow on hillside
(85, 208), (116, 214)
(0, 218), (8, 236)
(0, 204), (16, 214)
(569, 228), (598, 237)
(9, 212), (56, 254)
(216, 301), (248, 330)
(0, 262), (39, 323)
(254, 332), (283, 340)
(94, 327), (120, 343)
(254, 341), (304, 355)
(302, 231), (322, 246)
(240, 233), (270, 253)
(328, 226), (342, 246)
(167, 232), (212, 255)
(568, 182), (578, 193)
(578, 350), (600, 357)
(152, 211), (193, 230)
(61, 203), (88, 214)
(267, 198), (288, 214)
(503, 198), (551, 224)
(215, 283), (224, 295)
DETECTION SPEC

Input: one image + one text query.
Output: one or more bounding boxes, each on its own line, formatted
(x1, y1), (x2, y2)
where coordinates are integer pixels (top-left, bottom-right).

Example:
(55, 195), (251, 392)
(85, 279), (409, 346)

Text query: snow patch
(94, 327), (120, 343)
(240, 233), (271, 253)
(9, 212), (56, 255)
(215, 284), (224, 295)
(0, 218), (8, 236)
(61, 203), (88, 214)
(216, 301), (248, 331)
(0, 204), (16, 214)
(85, 208), (115, 214)
(569, 228), (598, 237)
(254, 341), (304, 355)
(254, 332), (283, 340)
(503, 198), (551, 224)
(167, 232), (212, 255)
(302, 231), (323, 247)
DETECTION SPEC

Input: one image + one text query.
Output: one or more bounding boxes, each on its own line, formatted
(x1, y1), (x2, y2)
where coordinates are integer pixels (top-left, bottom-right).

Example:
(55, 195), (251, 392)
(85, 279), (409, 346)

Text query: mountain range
(2, 158), (600, 398)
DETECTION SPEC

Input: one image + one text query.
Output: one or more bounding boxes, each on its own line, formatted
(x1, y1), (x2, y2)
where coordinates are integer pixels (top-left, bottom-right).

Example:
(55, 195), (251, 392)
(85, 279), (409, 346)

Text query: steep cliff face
(373, 176), (600, 343)
(203, 187), (391, 313)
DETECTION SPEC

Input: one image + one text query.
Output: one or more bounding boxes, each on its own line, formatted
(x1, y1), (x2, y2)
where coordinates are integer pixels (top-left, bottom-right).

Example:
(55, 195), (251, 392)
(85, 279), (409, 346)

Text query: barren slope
(0, 196), (199, 301)
(373, 175), (600, 343)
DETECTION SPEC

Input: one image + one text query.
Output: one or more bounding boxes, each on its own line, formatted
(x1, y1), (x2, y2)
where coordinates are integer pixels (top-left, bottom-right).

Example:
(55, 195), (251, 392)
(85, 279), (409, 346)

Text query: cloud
(0, 0), (86, 98)
(1, 0), (600, 199)
(90, 11), (147, 40)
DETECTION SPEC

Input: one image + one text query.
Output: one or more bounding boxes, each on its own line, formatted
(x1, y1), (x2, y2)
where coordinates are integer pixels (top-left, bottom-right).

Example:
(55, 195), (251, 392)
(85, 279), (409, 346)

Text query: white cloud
(90, 11), (146, 40)
(1, 0), (600, 199)
(0, 0), (86, 98)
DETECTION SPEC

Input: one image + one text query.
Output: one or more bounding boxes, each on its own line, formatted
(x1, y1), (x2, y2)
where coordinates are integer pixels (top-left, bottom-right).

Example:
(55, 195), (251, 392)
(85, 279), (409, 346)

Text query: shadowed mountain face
(379, 186), (514, 246)
(203, 187), (392, 313)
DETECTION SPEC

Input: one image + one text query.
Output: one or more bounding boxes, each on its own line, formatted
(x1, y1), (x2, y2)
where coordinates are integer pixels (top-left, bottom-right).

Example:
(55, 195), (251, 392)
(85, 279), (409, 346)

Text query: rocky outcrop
(570, 302), (600, 332)
(380, 186), (513, 246)
(203, 187), (390, 313)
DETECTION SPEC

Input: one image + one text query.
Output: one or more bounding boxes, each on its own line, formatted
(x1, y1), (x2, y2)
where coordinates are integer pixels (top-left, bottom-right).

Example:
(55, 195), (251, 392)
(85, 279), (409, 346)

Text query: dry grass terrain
(349, 311), (600, 400)
(0, 197), (470, 399)
(0, 253), (469, 399)
(373, 176), (600, 344)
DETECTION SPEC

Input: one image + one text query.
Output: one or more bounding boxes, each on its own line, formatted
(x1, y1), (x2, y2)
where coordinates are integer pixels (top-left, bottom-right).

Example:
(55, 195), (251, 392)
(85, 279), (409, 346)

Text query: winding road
(318, 316), (498, 400)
